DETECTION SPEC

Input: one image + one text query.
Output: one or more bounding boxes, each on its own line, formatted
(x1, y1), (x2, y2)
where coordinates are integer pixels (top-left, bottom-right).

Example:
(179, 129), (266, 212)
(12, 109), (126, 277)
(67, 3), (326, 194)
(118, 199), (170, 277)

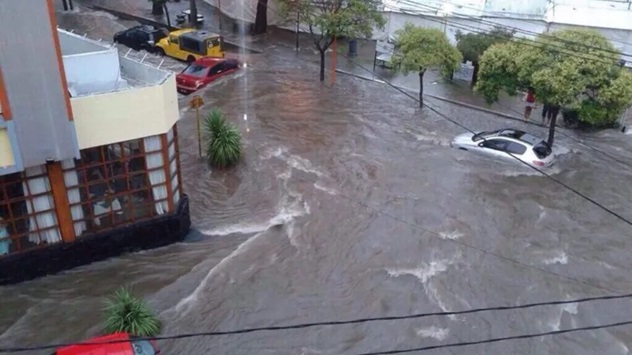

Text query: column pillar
(46, 161), (75, 242)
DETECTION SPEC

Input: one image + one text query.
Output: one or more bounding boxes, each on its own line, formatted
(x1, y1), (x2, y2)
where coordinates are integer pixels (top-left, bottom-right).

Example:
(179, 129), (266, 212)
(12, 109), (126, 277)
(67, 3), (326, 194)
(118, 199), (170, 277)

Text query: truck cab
(155, 29), (225, 62)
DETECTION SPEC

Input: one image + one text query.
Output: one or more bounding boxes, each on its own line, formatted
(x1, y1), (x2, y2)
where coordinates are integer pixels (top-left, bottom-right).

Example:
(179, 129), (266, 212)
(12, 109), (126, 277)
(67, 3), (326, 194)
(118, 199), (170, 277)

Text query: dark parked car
(113, 25), (168, 52)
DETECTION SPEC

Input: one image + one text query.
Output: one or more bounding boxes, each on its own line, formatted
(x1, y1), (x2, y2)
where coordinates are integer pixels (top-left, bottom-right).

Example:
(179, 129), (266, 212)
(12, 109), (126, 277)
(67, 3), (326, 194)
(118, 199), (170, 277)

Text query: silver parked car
(450, 128), (555, 167)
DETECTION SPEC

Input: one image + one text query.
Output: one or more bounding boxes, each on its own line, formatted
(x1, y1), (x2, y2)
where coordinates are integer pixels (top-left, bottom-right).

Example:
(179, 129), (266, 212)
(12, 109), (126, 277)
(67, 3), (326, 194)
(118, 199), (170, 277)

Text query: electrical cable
(353, 319), (632, 355)
(3, 293), (632, 352)
(16, 5), (630, 355)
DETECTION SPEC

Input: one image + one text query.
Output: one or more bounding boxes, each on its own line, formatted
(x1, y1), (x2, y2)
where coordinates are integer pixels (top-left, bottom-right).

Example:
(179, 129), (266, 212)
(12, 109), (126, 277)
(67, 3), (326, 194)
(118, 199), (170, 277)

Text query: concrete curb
(334, 68), (523, 122)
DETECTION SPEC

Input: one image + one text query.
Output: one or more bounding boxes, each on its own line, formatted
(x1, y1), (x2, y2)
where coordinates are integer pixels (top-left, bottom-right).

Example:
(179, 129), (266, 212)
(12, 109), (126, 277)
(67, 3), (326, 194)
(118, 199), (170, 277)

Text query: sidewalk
(68, 0), (531, 122)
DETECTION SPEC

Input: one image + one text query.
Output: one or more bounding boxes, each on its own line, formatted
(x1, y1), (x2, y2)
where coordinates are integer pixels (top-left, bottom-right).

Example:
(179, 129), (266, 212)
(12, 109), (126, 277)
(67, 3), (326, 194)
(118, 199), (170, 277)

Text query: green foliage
(103, 288), (161, 337)
(391, 23), (462, 77)
(204, 109), (242, 168)
(476, 28), (632, 126)
(455, 27), (514, 64)
(278, 0), (385, 52)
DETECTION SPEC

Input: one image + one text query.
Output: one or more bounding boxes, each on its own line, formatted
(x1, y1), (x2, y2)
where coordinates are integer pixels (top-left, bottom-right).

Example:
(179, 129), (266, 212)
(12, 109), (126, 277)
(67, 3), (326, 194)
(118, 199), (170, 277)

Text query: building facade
(0, 0), (189, 284)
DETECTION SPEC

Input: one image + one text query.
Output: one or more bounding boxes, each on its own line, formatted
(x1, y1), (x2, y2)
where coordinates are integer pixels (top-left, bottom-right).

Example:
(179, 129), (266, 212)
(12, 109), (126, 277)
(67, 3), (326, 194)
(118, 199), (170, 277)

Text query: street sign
(189, 95), (204, 109)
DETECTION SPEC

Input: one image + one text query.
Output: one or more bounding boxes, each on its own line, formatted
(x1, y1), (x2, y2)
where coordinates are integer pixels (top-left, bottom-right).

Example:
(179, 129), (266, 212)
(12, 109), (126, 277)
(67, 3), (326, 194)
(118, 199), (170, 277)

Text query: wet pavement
(2, 3), (632, 355)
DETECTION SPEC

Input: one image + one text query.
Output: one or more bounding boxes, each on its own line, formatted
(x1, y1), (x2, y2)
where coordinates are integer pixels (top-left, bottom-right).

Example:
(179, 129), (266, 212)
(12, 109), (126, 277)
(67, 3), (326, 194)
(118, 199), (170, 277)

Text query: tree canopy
(476, 28), (632, 127)
(455, 27), (514, 64)
(279, 0), (385, 81)
(391, 24), (462, 106)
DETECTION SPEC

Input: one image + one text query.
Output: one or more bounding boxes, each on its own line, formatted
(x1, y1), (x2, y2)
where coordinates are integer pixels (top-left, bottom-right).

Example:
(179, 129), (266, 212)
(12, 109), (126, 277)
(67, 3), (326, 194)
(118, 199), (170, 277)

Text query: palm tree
(103, 288), (161, 337)
(204, 109), (242, 168)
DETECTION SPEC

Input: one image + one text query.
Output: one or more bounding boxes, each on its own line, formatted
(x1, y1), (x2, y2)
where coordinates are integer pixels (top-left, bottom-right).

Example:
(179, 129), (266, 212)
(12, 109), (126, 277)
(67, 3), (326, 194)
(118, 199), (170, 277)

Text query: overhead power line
(3, 292), (632, 352)
(354, 319), (632, 355)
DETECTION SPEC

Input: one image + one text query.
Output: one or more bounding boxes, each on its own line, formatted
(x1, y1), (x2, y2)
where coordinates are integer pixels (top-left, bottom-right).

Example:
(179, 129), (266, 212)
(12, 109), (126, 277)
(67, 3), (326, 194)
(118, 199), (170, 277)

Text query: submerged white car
(450, 128), (555, 167)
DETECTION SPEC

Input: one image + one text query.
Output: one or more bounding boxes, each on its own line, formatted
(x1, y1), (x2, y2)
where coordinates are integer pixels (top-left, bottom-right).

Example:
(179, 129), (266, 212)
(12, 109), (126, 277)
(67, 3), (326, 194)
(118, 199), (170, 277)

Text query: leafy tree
(476, 28), (632, 146)
(204, 109), (242, 168)
(104, 288), (161, 337)
(455, 27), (514, 86)
(278, 0), (385, 81)
(253, 0), (269, 34)
(391, 24), (462, 108)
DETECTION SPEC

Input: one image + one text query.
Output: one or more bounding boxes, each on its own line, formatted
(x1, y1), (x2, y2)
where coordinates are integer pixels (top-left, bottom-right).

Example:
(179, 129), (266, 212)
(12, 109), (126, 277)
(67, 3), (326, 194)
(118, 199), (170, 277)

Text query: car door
(206, 63), (224, 83)
(477, 138), (510, 160)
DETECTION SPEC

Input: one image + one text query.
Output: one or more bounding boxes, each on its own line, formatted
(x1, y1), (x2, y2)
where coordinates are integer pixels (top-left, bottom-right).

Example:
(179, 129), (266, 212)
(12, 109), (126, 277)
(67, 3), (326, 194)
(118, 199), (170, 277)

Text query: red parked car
(176, 57), (240, 94)
(53, 332), (160, 355)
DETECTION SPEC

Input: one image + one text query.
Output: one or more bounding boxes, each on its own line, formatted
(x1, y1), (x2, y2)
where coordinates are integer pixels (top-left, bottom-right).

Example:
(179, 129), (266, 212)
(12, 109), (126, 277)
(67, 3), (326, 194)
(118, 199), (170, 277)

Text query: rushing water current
(3, 5), (632, 355)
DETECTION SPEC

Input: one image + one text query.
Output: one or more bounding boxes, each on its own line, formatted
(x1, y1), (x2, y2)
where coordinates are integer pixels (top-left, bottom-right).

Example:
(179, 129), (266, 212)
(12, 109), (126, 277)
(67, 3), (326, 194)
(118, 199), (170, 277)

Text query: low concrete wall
(0, 195), (191, 285)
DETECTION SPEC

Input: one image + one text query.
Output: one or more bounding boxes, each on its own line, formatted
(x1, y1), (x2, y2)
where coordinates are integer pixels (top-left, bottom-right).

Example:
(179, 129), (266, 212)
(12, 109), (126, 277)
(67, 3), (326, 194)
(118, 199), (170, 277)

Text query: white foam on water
(415, 326), (449, 341)
(537, 206), (547, 223)
(386, 260), (451, 283)
(314, 183), (338, 195)
(261, 146), (288, 160)
(543, 250), (568, 265)
(411, 131), (450, 147)
(548, 302), (579, 331)
(287, 154), (324, 177)
(175, 203), (308, 315)
(439, 231), (462, 240)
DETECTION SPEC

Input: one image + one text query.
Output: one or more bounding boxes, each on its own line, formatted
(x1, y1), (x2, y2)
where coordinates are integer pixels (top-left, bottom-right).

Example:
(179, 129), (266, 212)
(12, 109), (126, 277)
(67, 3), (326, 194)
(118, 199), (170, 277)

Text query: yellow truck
(155, 29), (225, 62)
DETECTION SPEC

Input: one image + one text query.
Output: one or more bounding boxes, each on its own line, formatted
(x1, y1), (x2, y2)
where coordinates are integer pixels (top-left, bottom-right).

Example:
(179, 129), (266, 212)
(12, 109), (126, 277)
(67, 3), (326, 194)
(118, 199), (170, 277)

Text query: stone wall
(0, 195), (191, 285)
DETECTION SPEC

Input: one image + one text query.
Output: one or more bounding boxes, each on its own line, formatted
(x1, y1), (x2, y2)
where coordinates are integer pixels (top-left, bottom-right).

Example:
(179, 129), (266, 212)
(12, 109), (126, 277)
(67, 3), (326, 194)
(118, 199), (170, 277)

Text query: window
(63, 137), (167, 235)
(506, 142), (527, 155)
(208, 64), (223, 76)
(167, 127), (182, 206)
(182, 64), (208, 78)
(224, 60), (238, 70)
(0, 169), (60, 256)
(481, 139), (508, 151)
(169, 35), (179, 45)
(180, 37), (203, 54)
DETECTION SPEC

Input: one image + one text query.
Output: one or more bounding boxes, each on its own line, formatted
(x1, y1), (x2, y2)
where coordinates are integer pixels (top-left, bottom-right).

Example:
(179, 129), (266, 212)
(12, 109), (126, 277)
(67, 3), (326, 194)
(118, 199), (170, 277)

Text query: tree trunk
(151, 1), (164, 15)
(471, 63), (479, 87)
(319, 49), (326, 82)
(253, 0), (269, 35)
(164, 3), (171, 27)
(189, 0), (198, 26)
(547, 113), (557, 146)
(418, 70), (425, 108)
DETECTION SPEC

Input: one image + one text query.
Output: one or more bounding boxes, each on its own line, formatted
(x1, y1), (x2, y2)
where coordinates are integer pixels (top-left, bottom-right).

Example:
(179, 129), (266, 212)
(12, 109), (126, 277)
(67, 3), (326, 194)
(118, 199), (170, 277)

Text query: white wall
(62, 49), (126, 96)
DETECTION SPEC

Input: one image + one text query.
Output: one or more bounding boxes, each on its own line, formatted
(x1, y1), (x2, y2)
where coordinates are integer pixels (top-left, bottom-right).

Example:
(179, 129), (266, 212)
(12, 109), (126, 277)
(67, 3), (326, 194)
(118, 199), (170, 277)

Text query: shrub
(103, 288), (161, 337)
(204, 109), (242, 168)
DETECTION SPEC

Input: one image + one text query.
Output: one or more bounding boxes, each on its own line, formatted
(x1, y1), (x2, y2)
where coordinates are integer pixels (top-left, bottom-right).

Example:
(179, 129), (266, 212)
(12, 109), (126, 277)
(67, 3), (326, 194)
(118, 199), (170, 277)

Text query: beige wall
(0, 128), (14, 168)
(71, 75), (179, 149)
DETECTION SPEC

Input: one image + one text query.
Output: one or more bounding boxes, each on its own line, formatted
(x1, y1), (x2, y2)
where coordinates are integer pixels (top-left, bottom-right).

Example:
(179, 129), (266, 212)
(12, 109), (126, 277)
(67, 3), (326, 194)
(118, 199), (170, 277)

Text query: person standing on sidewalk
(523, 88), (536, 121)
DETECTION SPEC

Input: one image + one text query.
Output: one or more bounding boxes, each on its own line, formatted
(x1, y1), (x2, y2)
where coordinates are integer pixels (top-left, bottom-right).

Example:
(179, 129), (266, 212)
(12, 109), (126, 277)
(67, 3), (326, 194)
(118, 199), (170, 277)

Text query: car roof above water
(493, 129), (544, 147)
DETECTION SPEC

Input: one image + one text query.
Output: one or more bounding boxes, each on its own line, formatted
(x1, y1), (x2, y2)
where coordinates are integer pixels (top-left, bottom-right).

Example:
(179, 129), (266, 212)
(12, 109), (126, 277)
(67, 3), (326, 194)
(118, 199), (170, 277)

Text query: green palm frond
(203, 109), (242, 168)
(103, 288), (161, 337)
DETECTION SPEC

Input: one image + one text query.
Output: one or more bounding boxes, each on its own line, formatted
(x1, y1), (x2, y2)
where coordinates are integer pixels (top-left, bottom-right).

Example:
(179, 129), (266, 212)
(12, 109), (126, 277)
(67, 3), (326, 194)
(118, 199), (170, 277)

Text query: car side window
(506, 142), (527, 155)
(208, 64), (223, 76)
(169, 35), (179, 45)
(225, 61), (238, 70)
(481, 139), (507, 151)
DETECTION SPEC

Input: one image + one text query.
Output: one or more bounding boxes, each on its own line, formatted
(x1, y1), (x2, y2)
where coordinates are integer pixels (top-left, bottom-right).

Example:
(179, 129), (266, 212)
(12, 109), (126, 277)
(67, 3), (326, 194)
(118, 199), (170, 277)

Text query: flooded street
(3, 6), (632, 355)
